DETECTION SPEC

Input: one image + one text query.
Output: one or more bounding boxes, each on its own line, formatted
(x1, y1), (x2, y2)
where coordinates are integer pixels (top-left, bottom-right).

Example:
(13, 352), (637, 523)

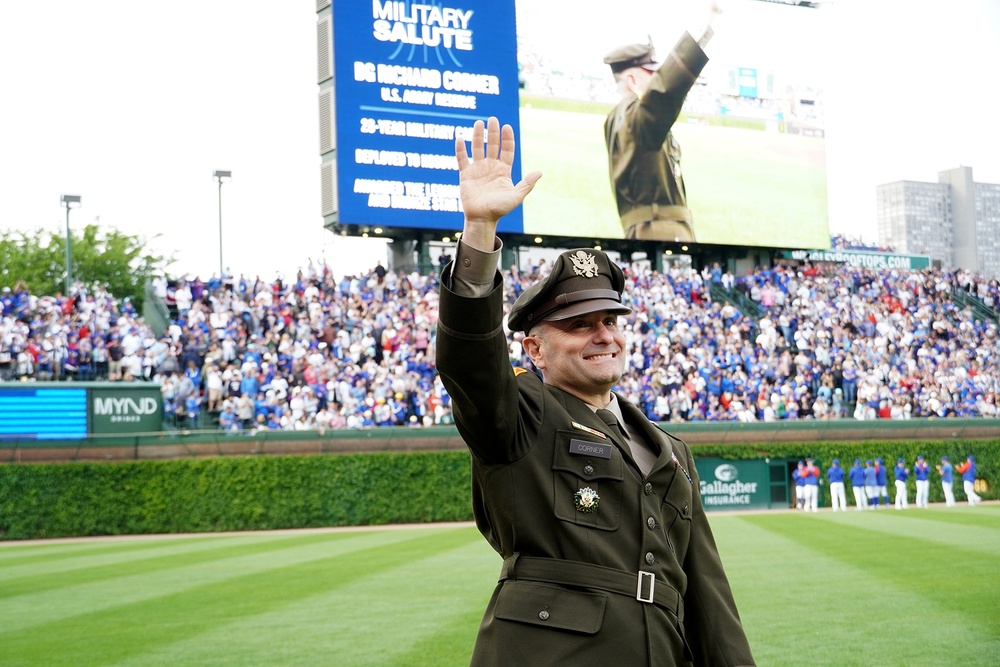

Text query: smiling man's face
(524, 310), (627, 407)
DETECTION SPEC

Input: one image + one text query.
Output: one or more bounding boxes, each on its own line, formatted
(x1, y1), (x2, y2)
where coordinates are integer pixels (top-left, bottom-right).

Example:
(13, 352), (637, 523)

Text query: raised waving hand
(455, 117), (541, 251)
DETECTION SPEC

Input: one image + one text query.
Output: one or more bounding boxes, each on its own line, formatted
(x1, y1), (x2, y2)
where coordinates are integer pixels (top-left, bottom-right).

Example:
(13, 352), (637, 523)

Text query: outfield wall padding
(3, 418), (1000, 463)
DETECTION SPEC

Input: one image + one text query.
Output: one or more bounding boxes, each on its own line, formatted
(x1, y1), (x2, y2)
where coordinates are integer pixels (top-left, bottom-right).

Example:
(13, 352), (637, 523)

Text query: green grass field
(3, 507), (999, 666)
(518, 105), (829, 248)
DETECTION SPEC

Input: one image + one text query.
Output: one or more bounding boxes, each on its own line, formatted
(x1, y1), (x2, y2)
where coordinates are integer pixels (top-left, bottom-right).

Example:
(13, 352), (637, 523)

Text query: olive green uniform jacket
(437, 266), (754, 666)
(605, 32), (709, 240)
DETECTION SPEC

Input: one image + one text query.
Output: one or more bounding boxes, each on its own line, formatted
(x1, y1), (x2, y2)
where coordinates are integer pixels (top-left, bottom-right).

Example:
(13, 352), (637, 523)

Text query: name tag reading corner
(569, 439), (612, 459)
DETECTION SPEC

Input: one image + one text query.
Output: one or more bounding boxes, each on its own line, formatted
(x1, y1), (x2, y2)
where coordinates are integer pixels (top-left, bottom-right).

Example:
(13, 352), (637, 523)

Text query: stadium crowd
(830, 233), (895, 253)
(1, 253), (999, 431)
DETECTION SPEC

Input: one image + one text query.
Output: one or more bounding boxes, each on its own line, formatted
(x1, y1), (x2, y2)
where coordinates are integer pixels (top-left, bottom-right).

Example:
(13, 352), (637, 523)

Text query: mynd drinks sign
(90, 387), (163, 435)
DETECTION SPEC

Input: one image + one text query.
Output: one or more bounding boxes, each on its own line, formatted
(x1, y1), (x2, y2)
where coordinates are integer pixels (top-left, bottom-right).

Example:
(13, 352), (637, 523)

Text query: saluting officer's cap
(603, 39), (659, 73)
(508, 248), (631, 333)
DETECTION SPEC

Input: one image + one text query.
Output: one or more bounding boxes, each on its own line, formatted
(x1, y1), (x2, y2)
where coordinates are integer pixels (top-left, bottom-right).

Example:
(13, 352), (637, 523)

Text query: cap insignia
(570, 251), (599, 278)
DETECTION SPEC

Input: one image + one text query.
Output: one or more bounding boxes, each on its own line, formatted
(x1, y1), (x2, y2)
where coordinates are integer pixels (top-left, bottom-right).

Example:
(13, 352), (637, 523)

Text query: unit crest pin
(574, 486), (600, 513)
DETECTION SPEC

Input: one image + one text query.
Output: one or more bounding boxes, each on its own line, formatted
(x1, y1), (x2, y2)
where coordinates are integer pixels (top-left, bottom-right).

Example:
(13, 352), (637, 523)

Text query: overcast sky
(1, 0), (998, 281)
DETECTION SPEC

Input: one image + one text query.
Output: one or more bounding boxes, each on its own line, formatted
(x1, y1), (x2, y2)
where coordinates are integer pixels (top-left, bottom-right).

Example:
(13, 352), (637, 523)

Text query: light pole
(60, 194), (82, 295)
(213, 170), (231, 281)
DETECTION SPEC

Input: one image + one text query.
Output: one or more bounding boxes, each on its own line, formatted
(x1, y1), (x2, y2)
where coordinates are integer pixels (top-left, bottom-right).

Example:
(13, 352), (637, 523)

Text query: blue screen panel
(331, 0), (523, 233)
(0, 388), (88, 440)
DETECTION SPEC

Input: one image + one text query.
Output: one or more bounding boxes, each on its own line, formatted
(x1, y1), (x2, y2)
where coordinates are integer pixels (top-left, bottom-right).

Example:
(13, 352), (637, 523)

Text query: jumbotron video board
(326, 0), (829, 249)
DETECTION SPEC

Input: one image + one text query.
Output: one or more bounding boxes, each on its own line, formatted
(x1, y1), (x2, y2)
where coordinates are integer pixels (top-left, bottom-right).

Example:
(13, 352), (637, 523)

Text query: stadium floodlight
(213, 171), (232, 280)
(60, 194), (82, 294)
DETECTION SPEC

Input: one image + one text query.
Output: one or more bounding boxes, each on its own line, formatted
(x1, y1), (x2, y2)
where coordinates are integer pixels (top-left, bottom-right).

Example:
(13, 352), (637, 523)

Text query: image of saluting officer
(603, 0), (722, 241)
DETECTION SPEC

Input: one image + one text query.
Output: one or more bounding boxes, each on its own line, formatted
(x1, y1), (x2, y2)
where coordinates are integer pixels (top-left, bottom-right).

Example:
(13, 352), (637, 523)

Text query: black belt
(620, 204), (693, 227)
(500, 554), (682, 619)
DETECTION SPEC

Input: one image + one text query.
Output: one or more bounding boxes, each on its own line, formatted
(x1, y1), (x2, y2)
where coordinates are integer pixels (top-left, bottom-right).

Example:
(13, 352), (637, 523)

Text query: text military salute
(436, 116), (754, 666)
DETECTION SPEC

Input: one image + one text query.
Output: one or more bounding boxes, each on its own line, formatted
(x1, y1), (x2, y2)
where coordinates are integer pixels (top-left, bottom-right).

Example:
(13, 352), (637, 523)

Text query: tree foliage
(0, 224), (169, 308)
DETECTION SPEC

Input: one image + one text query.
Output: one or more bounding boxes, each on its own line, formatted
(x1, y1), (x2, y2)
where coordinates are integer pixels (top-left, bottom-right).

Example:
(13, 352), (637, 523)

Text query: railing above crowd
(2, 255), (999, 433)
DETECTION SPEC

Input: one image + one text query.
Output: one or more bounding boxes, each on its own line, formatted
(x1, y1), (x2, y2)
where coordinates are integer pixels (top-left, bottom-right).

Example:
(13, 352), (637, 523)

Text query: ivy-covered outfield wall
(0, 440), (996, 540)
(0, 453), (473, 541)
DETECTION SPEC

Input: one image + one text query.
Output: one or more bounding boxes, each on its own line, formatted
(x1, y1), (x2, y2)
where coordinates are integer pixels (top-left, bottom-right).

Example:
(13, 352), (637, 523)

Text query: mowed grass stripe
(713, 515), (999, 666)
(321, 530), (493, 667)
(388, 600), (489, 667)
(6, 515), (998, 666)
(0, 533), (351, 592)
(3, 527), (479, 667)
(0, 528), (446, 636)
(891, 504), (1000, 529)
(822, 506), (1000, 556)
(108, 529), (493, 667)
(740, 514), (1000, 665)
(0, 538), (224, 566)
(745, 511), (1000, 619)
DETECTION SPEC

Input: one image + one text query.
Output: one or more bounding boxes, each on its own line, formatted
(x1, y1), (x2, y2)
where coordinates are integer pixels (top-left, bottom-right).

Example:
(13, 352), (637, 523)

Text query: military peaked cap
(603, 39), (658, 73)
(507, 248), (631, 333)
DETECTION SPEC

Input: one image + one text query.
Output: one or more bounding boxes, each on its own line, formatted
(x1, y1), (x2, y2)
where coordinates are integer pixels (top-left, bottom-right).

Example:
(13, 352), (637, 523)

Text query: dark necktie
(598, 407), (657, 477)
(596, 408), (629, 442)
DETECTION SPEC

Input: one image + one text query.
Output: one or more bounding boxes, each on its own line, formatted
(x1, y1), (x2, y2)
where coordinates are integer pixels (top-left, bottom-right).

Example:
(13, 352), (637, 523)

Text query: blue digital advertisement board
(0, 384), (164, 440)
(0, 387), (88, 440)
(331, 0), (523, 233)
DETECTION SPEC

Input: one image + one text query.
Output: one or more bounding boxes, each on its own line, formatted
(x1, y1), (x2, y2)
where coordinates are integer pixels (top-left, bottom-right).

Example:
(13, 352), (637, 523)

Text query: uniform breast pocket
(661, 475), (693, 555)
(551, 431), (624, 531)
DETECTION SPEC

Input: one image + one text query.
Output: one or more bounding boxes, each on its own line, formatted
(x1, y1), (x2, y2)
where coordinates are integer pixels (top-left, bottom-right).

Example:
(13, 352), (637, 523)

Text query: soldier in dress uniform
(437, 116), (754, 666)
(603, 0), (721, 242)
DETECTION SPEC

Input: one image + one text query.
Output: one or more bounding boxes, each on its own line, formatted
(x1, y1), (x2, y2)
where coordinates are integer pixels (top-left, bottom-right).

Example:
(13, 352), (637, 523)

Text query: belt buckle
(636, 570), (655, 603)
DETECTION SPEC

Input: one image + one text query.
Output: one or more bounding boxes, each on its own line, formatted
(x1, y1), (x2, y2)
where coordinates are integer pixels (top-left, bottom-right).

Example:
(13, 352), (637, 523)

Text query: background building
(877, 166), (1000, 278)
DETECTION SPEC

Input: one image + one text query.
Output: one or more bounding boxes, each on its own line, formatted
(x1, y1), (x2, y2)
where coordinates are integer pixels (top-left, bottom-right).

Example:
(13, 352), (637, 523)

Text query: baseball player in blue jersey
(848, 459), (866, 511)
(913, 455), (930, 508)
(803, 458), (820, 512)
(863, 460), (878, 509)
(874, 458), (890, 508)
(893, 458), (909, 510)
(826, 459), (847, 512)
(956, 456), (982, 505)
(793, 460), (807, 510)
(937, 456), (956, 507)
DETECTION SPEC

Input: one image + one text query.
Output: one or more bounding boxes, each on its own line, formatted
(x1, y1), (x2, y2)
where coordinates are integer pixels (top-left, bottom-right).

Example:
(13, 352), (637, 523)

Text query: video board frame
(323, 0), (829, 251)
